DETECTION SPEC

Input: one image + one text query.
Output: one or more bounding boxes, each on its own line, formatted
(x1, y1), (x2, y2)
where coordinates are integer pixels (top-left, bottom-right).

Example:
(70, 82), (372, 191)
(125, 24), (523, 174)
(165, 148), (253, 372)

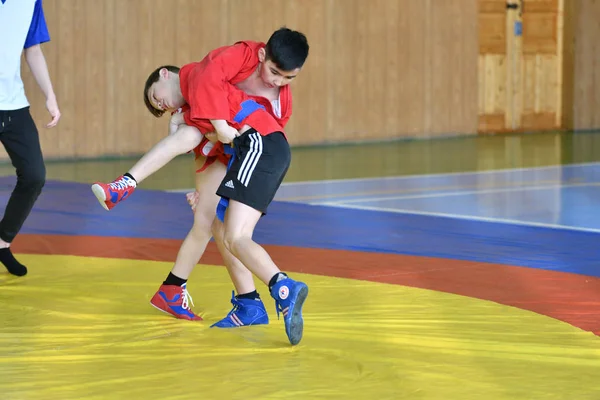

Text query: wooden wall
(15, 0), (478, 161)
(570, 0), (600, 131)
(9, 0), (600, 162)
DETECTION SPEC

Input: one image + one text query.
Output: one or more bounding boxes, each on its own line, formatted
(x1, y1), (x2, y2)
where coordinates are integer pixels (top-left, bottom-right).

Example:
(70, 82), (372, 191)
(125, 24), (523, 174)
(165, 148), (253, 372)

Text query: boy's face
(258, 48), (301, 89)
(147, 68), (185, 114)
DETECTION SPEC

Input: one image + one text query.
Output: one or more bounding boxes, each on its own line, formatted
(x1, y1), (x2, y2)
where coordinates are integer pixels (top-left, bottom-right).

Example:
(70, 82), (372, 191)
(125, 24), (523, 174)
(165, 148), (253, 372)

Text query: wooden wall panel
(560, 0), (576, 130)
(571, 0), (600, 131)
(521, 0), (561, 130)
(478, 0), (508, 131)
(522, 0), (558, 55)
(9, 0), (479, 161)
(428, 1), (479, 136)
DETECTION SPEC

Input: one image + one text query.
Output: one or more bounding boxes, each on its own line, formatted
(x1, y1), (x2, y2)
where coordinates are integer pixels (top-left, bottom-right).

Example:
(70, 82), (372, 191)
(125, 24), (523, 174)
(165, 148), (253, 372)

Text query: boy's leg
(0, 107), (46, 276)
(209, 216), (269, 328)
(171, 158), (226, 279)
(223, 200), (280, 283)
(150, 156), (267, 325)
(211, 216), (255, 294)
(149, 156), (219, 321)
(217, 128), (308, 345)
(91, 125), (202, 210)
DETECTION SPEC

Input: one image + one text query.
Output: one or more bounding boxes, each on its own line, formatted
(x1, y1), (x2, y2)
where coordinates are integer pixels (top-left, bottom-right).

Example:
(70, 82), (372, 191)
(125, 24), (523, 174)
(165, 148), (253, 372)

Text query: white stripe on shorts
(237, 132), (263, 187)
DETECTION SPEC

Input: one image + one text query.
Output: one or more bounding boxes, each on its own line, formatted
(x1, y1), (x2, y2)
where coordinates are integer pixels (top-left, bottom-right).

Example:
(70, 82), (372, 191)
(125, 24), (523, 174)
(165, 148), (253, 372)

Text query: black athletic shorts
(216, 128), (291, 214)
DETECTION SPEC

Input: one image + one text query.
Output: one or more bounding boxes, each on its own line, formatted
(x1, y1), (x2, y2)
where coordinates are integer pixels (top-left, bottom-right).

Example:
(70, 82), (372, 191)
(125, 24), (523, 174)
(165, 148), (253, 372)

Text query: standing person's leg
(216, 128), (308, 345)
(0, 107), (46, 276)
(209, 216), (269, 328)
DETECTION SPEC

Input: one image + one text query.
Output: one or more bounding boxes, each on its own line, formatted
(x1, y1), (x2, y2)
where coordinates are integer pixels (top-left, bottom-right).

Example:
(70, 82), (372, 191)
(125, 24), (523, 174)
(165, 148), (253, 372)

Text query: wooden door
(478, 0), (564, 133)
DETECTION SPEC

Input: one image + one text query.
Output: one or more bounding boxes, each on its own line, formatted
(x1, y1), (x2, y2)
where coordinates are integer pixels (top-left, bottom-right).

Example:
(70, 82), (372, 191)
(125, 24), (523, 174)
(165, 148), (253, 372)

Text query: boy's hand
(186, 191), (200, 211)
(215, 124), (239, 144)
(205, 132), (219, 144)
(169, 112), (185, 136)
(210, 119), (239, 144)
(45, 95), (61, 128)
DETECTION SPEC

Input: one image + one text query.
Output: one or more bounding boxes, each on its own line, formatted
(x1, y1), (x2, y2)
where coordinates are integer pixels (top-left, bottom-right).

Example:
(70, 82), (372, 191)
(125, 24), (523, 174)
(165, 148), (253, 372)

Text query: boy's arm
(190, 42), (255, 122)
(24, 45), (60, 128)
(23, 0), (60, 128)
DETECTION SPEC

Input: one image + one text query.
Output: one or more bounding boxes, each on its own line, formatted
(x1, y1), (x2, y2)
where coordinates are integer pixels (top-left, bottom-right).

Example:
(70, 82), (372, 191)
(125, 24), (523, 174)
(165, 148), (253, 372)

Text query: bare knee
(222, 228), (249, 255)
(222, 230), (236, 254)
(189, 206), (214, 241)
(221, 202), (261, 253)
(173, 125), (202, 151)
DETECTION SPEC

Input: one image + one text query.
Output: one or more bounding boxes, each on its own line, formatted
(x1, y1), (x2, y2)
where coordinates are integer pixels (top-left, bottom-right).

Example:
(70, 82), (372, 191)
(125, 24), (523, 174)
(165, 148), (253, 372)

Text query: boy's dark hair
(265, 27), (309, 71)
(143, 65), (180, 118)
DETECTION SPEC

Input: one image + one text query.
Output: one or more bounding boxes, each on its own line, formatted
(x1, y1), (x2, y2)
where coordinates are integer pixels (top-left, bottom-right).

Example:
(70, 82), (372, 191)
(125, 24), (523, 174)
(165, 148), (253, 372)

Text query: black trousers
(0, 107), (46, 243)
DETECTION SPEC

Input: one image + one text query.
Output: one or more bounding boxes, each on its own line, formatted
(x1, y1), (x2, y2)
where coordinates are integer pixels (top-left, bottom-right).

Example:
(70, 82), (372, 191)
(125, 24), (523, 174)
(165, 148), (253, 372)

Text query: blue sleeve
(24, 0), (50, 49)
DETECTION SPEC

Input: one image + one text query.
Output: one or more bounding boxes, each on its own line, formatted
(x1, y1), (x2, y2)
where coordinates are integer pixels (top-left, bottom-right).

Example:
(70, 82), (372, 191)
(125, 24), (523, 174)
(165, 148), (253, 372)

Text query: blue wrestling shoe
(270, 278), (309, 345)
(211, 291), (269, 328)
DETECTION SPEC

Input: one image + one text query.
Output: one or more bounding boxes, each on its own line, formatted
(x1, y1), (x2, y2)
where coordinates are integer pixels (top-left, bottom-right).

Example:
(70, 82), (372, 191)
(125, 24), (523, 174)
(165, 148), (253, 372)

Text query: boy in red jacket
(91, 29), (309, 344)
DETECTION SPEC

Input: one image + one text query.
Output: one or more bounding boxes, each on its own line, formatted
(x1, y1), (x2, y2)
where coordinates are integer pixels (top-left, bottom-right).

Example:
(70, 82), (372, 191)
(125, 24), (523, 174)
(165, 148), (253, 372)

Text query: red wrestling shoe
(91, 175), (137, 211)
(150, 283), (203, 321)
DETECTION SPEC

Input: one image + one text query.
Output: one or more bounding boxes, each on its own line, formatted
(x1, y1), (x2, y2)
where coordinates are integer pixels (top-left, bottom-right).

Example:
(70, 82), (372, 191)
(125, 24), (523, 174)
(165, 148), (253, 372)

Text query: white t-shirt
(271, 98), (281, 118)
(0, 0), (50, 110)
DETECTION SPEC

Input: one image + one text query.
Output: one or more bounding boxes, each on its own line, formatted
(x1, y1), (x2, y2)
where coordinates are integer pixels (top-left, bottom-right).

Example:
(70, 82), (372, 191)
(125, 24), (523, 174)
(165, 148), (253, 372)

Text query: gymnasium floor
(0, 131), (599, 399)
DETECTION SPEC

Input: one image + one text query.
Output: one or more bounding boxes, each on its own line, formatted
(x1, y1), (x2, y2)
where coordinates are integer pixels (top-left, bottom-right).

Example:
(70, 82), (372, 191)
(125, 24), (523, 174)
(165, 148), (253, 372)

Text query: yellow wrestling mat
(1, 255), (599, 399)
